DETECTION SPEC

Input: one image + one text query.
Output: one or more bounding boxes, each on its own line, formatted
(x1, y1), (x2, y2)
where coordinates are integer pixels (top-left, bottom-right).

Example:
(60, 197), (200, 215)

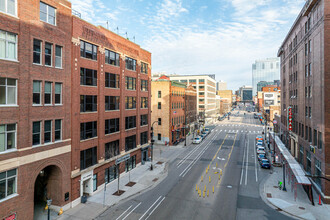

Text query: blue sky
(70, 0), (305, 90)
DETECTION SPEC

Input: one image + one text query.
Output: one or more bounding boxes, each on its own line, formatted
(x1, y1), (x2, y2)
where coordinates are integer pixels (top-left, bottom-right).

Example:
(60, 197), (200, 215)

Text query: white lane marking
(122, 202), (141, 220)
(254, 138), (258, 182)
(220, 130), (222, 132)
(145, 197), (166, 220)
(138, 197), (162, 220)
(245, 138), (249, 185)
(240, 140), (246, 185)
(116, 205), (132, 220)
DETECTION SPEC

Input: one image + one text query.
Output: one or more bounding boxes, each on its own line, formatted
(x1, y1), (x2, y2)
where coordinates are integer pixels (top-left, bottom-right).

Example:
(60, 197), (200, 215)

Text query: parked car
(193, 137), (202, 144)
(204, 128), (210, 134)
(257, 146), (265, 152)
(256, 136), (263, 141)
(256, 141), (263, 147)
(258, 154), (267, 161)
(200, 133), (206, 139)
(257, 149), (266, 154)
(260, 159), (271, 169)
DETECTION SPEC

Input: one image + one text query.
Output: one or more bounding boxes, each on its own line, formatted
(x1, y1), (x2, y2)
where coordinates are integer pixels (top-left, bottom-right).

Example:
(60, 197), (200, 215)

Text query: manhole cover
(266, 193), (272, 198)
(153, 178), (158, 182)
(227, 185), (232, 188)
(299, 207), (305, 210)
(156, 162), (163, 165)
(273, 186), (278, 188)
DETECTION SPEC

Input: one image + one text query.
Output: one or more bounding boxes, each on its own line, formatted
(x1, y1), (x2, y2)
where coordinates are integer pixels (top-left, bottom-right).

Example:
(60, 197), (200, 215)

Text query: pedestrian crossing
(217, 124), (262, 128)
(213, 129), (263, 134)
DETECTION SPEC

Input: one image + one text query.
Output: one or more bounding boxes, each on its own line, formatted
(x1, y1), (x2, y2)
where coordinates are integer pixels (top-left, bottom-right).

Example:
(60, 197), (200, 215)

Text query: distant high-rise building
(252, 58), (280, 96)
(239, 86), (253, 102)
(216, 80), (227, 91)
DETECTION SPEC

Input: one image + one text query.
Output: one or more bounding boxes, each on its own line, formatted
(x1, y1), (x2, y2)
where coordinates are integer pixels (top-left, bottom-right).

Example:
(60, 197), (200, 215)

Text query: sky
(70, 0), (306, 91)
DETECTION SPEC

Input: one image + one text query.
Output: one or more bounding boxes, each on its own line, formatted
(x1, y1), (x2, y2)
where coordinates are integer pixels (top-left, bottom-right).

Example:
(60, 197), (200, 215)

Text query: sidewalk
(56, 159), (168, 219)
(260, 166), (330, 220)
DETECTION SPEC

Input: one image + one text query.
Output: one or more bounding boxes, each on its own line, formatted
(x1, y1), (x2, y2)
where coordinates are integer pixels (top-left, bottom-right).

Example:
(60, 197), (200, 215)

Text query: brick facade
(278, 0), (330, 203)
(0, 0), (72, 219)
(70, 16), (151, 204)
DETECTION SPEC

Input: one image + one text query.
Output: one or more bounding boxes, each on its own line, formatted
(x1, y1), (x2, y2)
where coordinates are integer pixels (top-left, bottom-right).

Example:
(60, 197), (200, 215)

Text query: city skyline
(70, 0), (305, 90)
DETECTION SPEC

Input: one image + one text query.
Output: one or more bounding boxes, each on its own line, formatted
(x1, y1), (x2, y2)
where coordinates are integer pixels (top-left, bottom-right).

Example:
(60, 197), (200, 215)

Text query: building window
(33, 81), (41, 105)
(318, 131), (322, 149)
(33, 121), (41, 145)
(0, 77), (16, 105)
(0, 123), (16, 152)
(125, 116), (136, 130)
(80, 68), (97, 86)
(125, 57), (136, 71)
(0, 0), (16, 16)
(44, 120), (52, 143)
(80, 40), (97, 60)
(80, 121), (97, 140)
(33, 39), (42, 64)
(105, 118), (119, 134)
(313, 129), (317, 146)
(308, 63), (312, 76)
(44, 42), (52, 66)
(0, 30), (17, 60)
(158, 118), (161, 125)
(125, 97), (136, 109)
(0, 169), (17, 200)
(55, 119), (61, 141)
(105, 49), (119, 66)
(125, 155), (136, 172)
(40, 1), (55, 25)
(105, 140), (119, 160)
(105, 165), (117, 184)
(55, 45), (62, 68)
(80, 146), (97, 170)
(125, 135), (136, 152)
(141, 80), (148, 91)
(44, 82), (52, 105)
(158, 91), (161, 98)
(158, 133), (161, 141)
(105, 72), (119, 88)
(55, 83), (62, 104)
(80, 95), (97, 112)
(309, 107), (312, 118)
(199, 79), (204, 83)
(315, 159), (322, 187)
(140, 131), (148, 145)
(309, 127), (312, 143)
(140, 114), (148, 126)
(189, 79), (196, 83)
(141, 62), (148, 74)
(299, 145), (304, 165)
(105, 96), (119, 111)
(158, 102), (161, 109)
(141, 97), (148, 109)
(93, 174), (97, 192)
(125, 77), (136, 90)
(306, 151), (311, 174)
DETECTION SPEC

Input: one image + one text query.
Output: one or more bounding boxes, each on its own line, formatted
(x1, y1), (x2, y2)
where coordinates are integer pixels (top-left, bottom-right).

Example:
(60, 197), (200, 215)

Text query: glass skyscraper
(252, 58), (280, 96)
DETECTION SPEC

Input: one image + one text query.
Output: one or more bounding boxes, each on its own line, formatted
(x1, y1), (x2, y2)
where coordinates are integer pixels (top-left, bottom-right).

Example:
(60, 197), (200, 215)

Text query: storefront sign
(3, 213), (16, 220)
(116, 154), (130, 165)
(288, 106), (292, 131)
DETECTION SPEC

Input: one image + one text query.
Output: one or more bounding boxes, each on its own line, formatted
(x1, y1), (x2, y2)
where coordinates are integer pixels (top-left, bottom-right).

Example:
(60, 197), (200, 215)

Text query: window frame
(105, 49), (120, 66)
(44, 120), (52, 144)
(55, 83), (62, 105)
(125, 57), (136, 71)
(0, 29), (17, 61)
(125, 96), (136, 110)
(125, 135), (136, 152)
(55, 45), (62, 68)
(0, 123), (16, 153)
(105, 140), (119, 160)
(141, 62), (148, 74)
(141, 80), (148, 91)
(0, 77), (17, 106)
(125, 77), (136, 90)
(80, 68), (97, 86)
(80, 95), (97, 113)
(33, 39), (42, 65)
(105, 96), (120, 111)
(125, 116), (136, 130)
(140, 131), (148, 145)
(80, 121), (97, 141)
(0, 168), (17, 201)
(44, 81), (52, 105)
(32, 121), (41, 146)
(0, 0), (17, 17)
(105, 72), (120, 88)
(105, 118), (120, 135)
(80, 146), (97, 170)
(40, 1), (56, 26)
(140, 114), (148, 126)
(33, 80), (42, 106)
(80, 40), (97, 60)
(141, 97), (148, 109)
(44, 42), (53, 67)
(54, 119), (62, 142)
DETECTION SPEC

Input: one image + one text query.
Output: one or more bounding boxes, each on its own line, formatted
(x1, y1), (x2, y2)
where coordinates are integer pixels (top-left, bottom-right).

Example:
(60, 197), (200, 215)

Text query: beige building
(167, 75), (217, 117)
(151, 76), (186, 145)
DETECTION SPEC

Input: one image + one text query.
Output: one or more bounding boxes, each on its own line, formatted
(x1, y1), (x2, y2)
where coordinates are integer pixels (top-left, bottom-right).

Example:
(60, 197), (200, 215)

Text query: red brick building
(0, 0), (72, 219)
(278, 0), (330, 203)
(185, 85), (197, 133)
(70, 16), (151, 206)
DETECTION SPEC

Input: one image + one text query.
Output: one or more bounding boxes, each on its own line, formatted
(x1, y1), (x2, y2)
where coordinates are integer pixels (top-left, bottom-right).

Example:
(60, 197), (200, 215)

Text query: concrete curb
(259, 172), (302, 220)
(95, 161), (169, 219)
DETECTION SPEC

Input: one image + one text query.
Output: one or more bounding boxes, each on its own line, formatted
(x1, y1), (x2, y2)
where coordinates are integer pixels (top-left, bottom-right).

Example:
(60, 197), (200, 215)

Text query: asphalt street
(96, 109), (294, 220)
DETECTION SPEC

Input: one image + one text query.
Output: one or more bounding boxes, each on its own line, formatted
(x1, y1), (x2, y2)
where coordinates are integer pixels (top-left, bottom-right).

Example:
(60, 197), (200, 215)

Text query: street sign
(288, 107), (292, 131)
(115, 154), (130, 165)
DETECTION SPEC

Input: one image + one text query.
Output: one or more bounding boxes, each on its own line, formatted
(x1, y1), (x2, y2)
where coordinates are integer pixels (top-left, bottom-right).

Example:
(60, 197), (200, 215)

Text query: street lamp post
(47, 199), (52, 220)
(282, 161), (287, 191)
(150, 121), (158, 171)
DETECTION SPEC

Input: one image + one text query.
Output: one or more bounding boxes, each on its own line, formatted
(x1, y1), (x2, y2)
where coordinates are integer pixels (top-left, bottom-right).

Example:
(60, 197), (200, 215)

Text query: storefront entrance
(141, 147), (149, 165)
